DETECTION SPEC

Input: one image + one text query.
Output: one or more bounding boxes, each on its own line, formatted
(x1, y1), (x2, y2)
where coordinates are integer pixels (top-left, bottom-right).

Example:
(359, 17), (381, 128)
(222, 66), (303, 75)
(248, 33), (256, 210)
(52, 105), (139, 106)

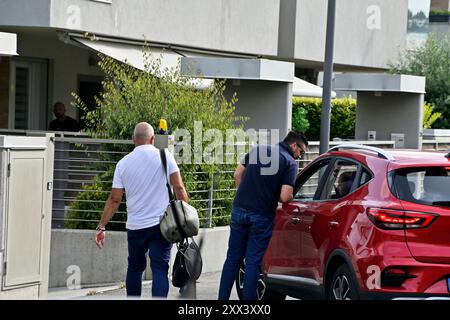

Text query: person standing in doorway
(95, 122), (189, 298)
(49, 101), (80, 132)
(218, 130), (308, 300)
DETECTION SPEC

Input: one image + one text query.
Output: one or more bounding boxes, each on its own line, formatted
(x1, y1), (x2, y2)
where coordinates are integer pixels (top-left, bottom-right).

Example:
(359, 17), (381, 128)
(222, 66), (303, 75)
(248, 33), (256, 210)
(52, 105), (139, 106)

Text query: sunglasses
(296, 143), (306, 156)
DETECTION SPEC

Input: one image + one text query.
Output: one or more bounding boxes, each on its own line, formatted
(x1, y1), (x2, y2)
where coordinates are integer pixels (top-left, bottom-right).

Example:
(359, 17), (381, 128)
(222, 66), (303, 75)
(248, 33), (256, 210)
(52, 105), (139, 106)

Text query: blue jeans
(218, 206), (274, 300)
(126, 225), (172, 297)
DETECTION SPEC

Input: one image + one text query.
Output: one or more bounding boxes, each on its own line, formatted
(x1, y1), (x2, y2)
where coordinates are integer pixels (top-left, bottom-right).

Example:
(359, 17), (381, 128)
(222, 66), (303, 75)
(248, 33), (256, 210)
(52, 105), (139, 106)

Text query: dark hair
(283, 130), (308, 146)
(53, 101), (65, 109)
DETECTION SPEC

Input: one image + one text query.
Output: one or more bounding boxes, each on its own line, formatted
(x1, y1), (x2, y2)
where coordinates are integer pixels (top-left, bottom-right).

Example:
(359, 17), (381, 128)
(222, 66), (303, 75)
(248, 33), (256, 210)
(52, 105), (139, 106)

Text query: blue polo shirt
(233, 142), (298, 217)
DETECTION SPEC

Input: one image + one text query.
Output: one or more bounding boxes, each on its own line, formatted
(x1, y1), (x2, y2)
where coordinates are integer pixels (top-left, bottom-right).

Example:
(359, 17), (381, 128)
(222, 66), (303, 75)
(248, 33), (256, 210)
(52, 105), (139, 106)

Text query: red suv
(236, 144), (450, 300)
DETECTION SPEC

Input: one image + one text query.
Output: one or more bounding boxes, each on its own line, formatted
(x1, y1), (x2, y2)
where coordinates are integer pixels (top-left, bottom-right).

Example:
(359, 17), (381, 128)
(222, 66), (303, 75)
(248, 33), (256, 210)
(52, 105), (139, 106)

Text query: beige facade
(431, 0), (450, 10)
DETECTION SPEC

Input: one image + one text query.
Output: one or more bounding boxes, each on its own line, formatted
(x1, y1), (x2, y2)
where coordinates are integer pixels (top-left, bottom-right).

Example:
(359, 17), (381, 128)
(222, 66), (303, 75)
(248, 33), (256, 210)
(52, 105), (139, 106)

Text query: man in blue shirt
(218, 130), (308, 300)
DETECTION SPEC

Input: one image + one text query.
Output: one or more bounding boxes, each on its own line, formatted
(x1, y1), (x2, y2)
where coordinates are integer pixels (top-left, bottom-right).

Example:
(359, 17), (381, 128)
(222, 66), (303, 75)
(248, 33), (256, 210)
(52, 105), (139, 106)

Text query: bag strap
(159, 148), (175, 201)
(177, 237), (199, 256)
(159, 148), (188, 241)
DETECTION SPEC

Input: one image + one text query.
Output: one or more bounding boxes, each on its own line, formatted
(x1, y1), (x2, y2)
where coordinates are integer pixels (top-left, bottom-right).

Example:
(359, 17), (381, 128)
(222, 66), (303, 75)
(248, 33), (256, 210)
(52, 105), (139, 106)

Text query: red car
(236, 144), (450, 300)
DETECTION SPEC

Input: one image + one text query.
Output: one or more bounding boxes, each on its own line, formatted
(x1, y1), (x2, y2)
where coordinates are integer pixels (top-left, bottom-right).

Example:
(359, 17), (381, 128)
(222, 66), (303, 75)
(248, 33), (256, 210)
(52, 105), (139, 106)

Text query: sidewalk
(47, 283), (121, 300)
(48, 272), (239, 300)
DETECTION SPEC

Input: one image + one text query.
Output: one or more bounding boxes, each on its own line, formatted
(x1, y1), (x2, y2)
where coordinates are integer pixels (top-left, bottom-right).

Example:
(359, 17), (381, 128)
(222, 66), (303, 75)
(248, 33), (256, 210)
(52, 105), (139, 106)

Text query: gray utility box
(0, 134), (54, 299)
(154, 134), (175, 151)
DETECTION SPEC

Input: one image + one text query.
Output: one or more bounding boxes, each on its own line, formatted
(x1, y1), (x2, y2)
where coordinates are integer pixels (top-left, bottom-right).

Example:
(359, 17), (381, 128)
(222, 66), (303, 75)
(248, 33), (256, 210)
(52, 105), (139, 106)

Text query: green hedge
(292, 97), (356, 141)
(430, 10), (450, 16)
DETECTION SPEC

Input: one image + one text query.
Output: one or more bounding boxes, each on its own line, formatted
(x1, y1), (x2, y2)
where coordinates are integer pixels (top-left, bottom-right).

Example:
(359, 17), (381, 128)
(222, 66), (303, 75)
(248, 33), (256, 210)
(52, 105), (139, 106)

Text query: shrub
(67, 51), (243, 230)
(292, 97), (356, 141)
(389, 33), (450, 128)
(423, 102), (442, 129)
(430, 10), (450, 16)
(292, 106), (310, 133)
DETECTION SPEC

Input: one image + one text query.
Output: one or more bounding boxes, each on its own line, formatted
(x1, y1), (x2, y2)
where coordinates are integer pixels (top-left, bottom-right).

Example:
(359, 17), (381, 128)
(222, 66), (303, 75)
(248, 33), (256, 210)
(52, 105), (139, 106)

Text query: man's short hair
(53, 101), (65, 110)
(133, 122), (154, 140)
(283, 130), (308, 146)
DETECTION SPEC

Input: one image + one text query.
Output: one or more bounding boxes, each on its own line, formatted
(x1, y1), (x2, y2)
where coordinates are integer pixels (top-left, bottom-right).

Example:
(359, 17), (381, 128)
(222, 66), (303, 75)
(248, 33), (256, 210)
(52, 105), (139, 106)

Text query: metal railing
(0, 129), (402, 230)
(50, 136), (395, 229)
(51, 135), (243, 229)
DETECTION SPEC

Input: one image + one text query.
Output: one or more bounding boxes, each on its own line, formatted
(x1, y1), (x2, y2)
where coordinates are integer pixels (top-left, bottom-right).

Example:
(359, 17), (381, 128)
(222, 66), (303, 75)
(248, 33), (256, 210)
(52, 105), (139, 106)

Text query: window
(294, 160), (330, 201)
(359, 169), (372, 187)
(393, 167), (450, 207)
(14, 67), (28, 129)
(324, 160), (358, 200)
(10, 58), (48, 130)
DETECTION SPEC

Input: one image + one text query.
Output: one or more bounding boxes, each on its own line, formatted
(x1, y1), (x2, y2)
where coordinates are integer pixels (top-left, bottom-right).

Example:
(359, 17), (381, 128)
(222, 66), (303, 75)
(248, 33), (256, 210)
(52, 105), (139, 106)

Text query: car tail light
(367, 208), (438, 230)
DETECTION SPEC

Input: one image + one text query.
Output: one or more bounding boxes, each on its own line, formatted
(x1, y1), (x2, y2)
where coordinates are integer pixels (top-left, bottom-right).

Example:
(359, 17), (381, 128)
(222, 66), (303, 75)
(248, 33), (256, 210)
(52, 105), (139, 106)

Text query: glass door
(9, 58), (48, 130)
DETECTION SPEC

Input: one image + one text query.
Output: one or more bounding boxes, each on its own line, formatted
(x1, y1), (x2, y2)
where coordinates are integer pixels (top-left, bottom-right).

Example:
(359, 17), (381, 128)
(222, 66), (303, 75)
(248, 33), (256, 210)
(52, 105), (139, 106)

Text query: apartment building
(0, 0), (409, 132)
(430, 0), (450, 36)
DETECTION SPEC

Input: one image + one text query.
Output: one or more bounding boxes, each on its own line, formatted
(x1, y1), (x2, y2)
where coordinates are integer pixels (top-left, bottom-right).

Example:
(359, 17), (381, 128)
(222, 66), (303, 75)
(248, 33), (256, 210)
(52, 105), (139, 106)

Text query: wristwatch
(96, 226), (106, 232)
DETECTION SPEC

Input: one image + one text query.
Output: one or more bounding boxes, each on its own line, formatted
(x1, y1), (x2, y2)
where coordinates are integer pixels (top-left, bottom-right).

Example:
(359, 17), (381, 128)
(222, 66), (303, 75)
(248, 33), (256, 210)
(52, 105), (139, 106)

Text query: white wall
(356, 92), (424, 149)
(225, 80), (292, 138)
(50, 0), (281, 57)
(0, 0), (408, 70)
(49, 227), (230, 288)
(294, 0), (408, 69)
(0, 0), (50, 27)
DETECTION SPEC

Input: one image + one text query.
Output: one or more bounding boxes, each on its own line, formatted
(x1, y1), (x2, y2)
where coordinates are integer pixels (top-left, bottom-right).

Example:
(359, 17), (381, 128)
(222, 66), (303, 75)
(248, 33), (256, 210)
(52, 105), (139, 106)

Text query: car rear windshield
(392, 166), (450, 207)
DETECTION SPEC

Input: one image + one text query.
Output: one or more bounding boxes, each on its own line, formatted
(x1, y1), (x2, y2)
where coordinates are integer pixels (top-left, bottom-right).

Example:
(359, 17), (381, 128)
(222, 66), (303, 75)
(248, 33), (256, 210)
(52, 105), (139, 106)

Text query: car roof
(324, 149), (450, 168)
(389, 150), (450, 168)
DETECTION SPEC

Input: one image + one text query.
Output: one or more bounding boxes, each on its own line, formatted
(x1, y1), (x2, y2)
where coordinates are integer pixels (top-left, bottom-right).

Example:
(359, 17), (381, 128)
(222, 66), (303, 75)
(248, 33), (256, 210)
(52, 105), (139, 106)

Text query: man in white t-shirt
(95, 122), (188, 298)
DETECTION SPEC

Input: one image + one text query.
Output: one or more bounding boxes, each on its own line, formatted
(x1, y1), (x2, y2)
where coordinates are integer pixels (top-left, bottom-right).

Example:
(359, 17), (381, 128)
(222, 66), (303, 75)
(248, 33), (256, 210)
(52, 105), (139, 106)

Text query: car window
(393, 167), (450, 207)
(359, 169), (372, 187)
(294, 160), (330, 202)
(324, 160), (358, 200)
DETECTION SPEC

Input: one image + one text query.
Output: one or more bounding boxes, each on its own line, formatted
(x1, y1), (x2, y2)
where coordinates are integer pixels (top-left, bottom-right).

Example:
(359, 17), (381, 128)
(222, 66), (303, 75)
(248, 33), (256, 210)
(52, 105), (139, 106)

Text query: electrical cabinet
(0, 134), (54, 299)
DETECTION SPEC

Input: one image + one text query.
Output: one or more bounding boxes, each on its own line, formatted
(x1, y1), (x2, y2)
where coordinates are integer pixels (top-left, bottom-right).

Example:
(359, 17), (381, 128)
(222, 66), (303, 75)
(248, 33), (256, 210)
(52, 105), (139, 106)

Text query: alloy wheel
(237, 260), (266, 300)
(331, 274), (352, 300)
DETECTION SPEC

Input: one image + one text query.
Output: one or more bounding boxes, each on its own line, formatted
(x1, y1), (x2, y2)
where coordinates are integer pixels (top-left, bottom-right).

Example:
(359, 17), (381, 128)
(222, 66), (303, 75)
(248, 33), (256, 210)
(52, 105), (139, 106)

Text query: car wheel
(328, 264), (360, 300)
(235, 259), (285, 300)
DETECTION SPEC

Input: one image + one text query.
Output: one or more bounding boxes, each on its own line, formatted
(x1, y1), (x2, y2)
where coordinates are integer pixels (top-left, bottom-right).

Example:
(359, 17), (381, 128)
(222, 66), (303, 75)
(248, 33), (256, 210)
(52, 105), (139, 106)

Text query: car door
(264, 158), (332, 278)
(298, 158), (361, 283)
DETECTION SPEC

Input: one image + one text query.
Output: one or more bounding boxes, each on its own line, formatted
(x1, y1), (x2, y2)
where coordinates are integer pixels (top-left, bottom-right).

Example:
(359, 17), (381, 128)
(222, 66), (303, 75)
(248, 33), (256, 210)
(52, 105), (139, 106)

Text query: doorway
(9, 57), (48, 130)
(78, 76), (103, 130)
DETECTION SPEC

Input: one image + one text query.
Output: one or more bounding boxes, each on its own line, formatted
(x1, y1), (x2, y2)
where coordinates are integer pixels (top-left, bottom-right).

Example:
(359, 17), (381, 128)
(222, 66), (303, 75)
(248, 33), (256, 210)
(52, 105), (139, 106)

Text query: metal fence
(4, 129), (447, 230)
(51, 135), (399, 229)
(52, 136), (130, 228)
(51, 135), (327, 229)
(52, 135), (243, 229)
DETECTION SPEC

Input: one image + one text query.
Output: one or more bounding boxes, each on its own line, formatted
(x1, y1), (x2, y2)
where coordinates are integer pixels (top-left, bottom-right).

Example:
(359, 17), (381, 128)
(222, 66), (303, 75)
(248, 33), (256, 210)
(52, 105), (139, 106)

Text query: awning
(293, 77), (336, 98)
(72, 37), (332, 97)
(72, 38), (213, 88)
(0, 32), (18, 56)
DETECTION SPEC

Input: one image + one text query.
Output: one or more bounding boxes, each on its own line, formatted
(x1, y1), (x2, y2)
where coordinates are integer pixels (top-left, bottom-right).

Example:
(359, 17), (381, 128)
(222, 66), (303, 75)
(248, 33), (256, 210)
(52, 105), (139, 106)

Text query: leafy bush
(430, 10), (450, 16)
(65, 179), (126, 231)
(423, 102), (442, 129)
(291, 97), (439, 142)
(389, 33), (450, 128)
(291, 106), (310, 133)
(292, 97), (356, 141)
(67, 51), (243, 230)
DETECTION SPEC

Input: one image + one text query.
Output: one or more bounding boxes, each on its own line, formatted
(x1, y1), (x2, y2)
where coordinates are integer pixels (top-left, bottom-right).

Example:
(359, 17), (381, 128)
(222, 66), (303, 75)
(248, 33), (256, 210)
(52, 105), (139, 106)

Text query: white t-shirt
(112, 144), (179, 230)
